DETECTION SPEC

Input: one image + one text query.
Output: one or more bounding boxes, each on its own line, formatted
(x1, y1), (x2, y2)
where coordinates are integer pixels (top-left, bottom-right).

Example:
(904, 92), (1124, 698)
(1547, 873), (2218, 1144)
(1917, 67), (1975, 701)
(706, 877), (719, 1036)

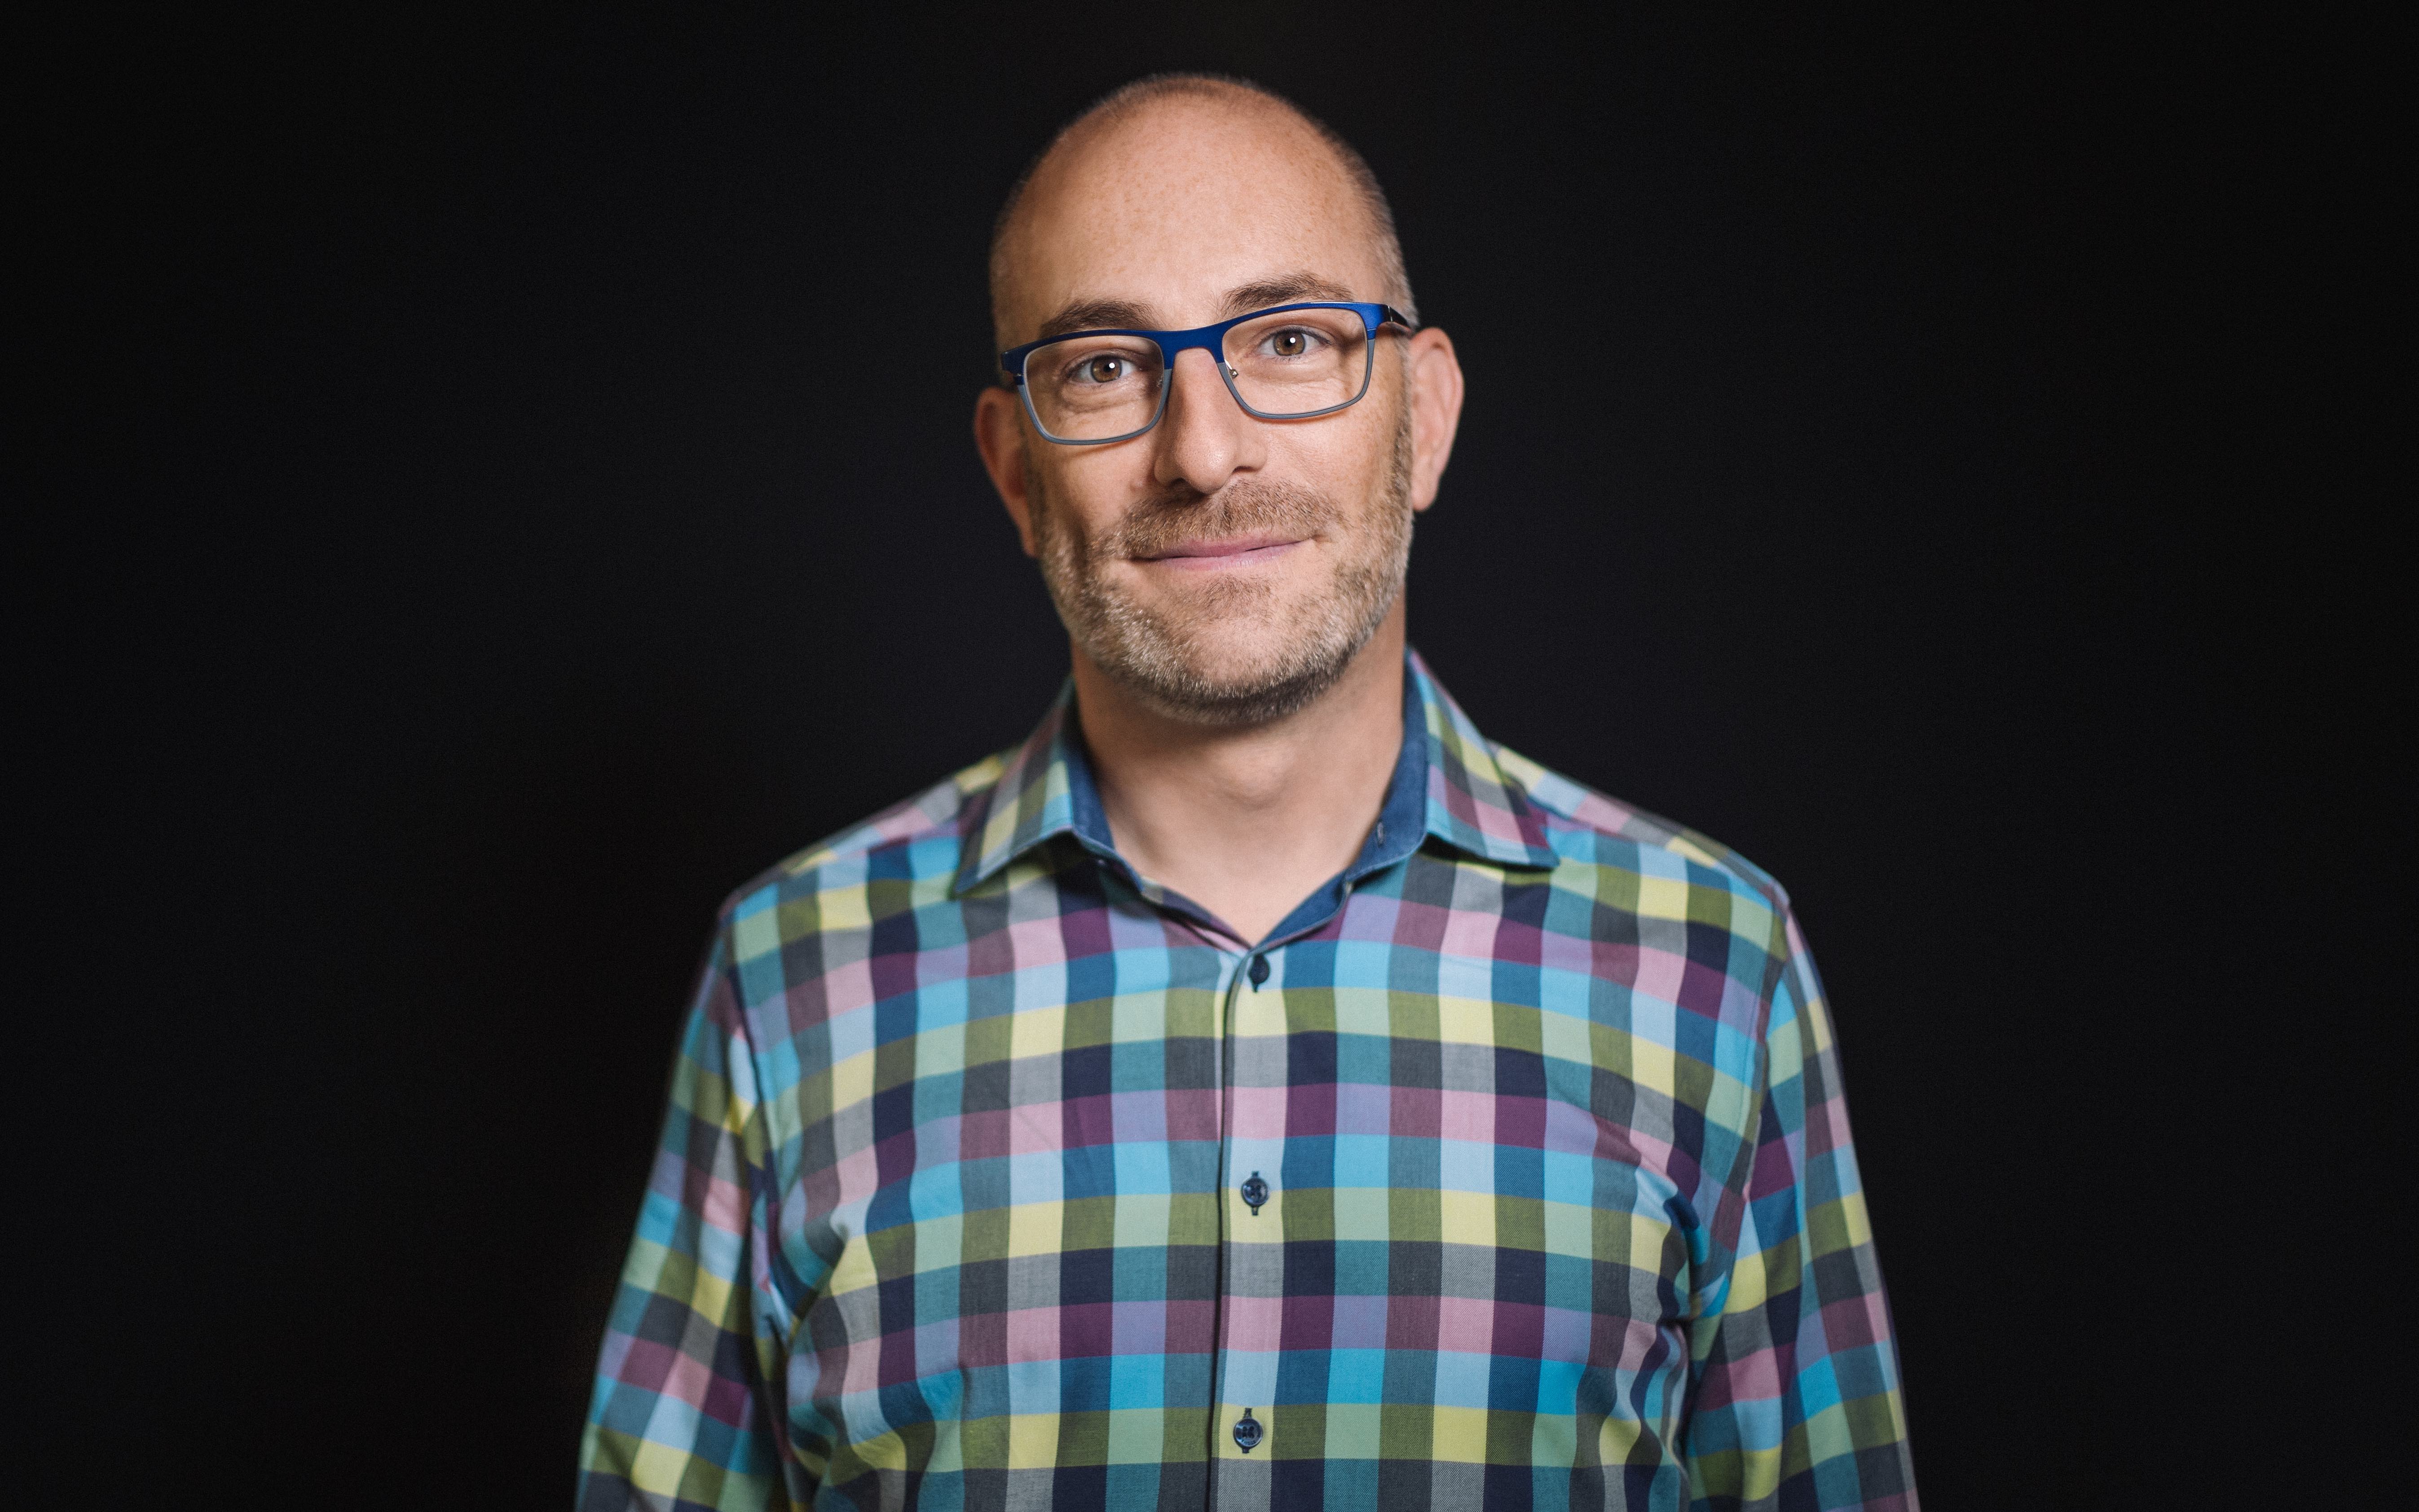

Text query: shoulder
(711, 748), (1009, 932)
(1492, 741), (1793, 915)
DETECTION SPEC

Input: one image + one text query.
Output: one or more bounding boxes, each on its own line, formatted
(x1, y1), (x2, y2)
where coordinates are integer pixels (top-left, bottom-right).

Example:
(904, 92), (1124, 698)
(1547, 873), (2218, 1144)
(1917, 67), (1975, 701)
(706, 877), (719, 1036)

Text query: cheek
(1038, 447), (1152, 531)
(1286, 411), (1398, 512)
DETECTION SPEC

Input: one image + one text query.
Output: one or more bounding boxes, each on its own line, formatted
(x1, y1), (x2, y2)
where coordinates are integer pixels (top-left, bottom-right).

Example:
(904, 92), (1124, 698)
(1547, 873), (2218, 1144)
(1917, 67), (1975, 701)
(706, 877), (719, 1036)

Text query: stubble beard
(1027, 399), (1416, 727)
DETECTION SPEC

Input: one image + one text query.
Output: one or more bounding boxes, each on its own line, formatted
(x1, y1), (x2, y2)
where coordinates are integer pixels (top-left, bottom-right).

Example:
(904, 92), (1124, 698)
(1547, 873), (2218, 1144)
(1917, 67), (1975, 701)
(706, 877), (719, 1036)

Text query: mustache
(1103, 480), (1342, 560)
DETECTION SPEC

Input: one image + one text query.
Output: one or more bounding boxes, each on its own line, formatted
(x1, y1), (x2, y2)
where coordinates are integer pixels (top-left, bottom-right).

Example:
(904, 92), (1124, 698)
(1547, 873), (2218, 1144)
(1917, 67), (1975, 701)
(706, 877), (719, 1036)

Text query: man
(579, 75), (1915, 1512)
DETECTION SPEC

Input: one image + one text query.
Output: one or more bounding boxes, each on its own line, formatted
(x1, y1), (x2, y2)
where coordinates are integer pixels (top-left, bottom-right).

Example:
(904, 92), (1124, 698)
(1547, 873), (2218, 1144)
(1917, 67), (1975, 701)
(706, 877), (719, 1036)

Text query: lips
(1137, 533), (1303, 566)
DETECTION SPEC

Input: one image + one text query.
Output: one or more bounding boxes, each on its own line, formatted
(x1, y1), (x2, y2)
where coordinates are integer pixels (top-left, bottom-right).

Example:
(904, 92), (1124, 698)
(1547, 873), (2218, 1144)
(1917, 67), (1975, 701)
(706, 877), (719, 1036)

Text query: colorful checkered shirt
(579, 652), (1915, 1511)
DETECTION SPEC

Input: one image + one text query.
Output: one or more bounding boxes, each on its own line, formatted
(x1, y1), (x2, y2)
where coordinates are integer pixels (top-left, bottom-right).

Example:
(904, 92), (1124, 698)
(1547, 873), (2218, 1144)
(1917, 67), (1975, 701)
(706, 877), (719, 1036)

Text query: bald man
(580, 76), (1916, 1512)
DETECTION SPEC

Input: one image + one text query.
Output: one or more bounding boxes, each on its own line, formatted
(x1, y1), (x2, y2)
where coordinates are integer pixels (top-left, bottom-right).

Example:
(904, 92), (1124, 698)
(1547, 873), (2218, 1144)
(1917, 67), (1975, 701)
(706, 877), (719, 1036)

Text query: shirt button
(1234, 1407), (1263, 1453)
(1247, 955), (1270, 987)
(1241, 1171), (1268, 1213)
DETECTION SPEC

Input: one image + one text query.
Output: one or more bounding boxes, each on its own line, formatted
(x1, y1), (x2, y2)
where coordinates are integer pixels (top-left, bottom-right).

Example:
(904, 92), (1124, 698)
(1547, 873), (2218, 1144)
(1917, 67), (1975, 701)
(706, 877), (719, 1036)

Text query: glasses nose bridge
(1159, 321), (1233, 371)
(1158, 319), (1247, 418)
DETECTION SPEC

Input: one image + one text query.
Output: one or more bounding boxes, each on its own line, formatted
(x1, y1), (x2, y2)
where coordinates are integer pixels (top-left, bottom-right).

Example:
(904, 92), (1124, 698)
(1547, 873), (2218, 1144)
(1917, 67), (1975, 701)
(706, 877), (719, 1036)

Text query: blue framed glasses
(999, 301), (1415, 445)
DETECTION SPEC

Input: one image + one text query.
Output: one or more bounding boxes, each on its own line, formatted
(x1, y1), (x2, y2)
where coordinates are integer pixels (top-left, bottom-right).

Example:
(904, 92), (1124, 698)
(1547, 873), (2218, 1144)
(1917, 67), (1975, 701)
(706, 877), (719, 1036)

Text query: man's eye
(1264, 328), (1320, 358)
(1077, 355), (1127, 384)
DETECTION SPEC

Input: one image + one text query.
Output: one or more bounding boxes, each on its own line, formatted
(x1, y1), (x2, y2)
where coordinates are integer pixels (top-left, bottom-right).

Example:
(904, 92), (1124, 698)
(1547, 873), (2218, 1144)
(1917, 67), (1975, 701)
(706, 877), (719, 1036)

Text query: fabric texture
(578, 652), (1915, 1511)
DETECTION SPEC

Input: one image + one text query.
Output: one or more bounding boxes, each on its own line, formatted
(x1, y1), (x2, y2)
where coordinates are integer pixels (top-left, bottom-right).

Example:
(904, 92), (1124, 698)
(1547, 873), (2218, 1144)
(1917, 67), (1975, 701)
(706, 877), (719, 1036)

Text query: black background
(20, 5), (2393, 1508)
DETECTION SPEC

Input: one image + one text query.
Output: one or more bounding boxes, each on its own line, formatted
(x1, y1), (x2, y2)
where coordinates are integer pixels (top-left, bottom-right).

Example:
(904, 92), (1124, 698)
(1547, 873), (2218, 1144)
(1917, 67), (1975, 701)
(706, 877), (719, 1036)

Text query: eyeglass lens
(1022, 308), (1373, 441)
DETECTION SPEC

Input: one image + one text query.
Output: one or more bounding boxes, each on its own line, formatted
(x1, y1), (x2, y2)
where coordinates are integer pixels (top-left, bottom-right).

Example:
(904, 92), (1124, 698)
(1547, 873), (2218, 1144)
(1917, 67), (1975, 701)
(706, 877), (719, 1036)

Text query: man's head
(974, 76), (1464, 727)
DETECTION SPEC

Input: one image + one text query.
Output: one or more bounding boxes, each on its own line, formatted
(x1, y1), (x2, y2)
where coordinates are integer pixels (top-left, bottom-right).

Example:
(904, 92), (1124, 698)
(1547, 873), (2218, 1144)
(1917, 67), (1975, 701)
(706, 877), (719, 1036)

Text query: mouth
(1133, 533), (1305, 571)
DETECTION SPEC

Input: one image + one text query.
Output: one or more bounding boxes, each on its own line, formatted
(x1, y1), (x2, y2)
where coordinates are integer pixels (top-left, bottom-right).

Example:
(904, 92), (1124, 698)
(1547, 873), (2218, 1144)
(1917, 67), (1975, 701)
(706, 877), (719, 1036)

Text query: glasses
(999, 301), (1415, 445)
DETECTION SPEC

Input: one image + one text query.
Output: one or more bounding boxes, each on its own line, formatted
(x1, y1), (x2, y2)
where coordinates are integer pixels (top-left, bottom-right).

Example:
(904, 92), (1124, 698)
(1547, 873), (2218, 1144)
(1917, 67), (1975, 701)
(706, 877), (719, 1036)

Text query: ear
(1403, 327), (1465, 514)
(974, 385), (1038, 556)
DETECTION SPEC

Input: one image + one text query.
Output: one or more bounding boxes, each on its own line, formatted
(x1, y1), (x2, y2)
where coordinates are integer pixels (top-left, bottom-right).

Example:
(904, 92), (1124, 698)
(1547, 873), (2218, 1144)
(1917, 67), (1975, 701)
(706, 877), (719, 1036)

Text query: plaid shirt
(579, 653), (1915, 1511)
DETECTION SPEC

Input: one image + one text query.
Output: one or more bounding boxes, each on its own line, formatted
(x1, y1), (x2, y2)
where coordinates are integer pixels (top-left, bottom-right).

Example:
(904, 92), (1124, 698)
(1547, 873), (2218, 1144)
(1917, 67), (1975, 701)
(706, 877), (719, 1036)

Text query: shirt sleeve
(1682, 908), (1918, 1511)
(577, 936), (802, 1512)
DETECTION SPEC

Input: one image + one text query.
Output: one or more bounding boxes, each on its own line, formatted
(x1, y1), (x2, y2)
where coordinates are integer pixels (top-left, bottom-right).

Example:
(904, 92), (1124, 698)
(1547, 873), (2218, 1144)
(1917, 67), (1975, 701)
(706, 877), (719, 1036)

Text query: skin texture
(974, 89), (1466, 943)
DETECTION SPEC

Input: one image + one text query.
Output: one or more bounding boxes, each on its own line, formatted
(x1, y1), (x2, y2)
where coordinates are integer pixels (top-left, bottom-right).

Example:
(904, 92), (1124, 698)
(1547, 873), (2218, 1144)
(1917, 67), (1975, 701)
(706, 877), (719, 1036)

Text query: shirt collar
(953, 648), (1558, 897)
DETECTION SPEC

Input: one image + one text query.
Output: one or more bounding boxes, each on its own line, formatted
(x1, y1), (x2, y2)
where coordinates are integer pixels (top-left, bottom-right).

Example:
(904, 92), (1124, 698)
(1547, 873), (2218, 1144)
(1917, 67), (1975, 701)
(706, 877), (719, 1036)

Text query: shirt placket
(1208, 939), (1290, 1510)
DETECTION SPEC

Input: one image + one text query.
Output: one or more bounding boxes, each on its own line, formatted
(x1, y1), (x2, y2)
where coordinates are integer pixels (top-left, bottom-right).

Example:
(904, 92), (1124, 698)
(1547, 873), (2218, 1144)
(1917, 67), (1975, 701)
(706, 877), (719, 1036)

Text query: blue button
(1247, 955), (1270, 987)
(1241, 1171), (1268, 1213)
(1234, 1407), (1262, 1452)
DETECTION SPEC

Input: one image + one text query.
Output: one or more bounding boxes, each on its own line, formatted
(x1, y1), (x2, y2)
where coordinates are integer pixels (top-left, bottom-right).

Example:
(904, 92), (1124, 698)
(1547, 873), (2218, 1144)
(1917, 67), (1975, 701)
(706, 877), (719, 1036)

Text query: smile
(1135, 534), (1304, 570)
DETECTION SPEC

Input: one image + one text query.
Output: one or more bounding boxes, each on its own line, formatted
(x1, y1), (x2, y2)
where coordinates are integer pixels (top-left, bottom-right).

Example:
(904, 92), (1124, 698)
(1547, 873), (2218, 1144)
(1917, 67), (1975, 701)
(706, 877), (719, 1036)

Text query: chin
(1164, 625), (1309, 687)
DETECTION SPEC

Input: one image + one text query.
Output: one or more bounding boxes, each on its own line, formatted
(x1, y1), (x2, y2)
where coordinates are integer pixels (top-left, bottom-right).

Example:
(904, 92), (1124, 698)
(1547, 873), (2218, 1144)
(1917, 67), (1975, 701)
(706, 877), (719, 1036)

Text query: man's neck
(1071, 605), (1409, 946)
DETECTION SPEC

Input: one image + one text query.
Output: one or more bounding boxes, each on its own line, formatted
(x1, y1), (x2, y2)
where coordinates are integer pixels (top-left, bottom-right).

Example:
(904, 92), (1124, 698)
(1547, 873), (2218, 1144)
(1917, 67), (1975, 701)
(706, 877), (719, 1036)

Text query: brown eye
(1083, 355), (1126, 383)
(1272, 331), (1307, 357)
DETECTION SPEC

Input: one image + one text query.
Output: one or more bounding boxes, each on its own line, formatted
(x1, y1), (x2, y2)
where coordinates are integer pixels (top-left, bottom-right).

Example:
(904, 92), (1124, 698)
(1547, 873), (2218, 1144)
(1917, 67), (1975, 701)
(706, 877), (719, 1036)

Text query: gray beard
(1027, 400), (1415, 727)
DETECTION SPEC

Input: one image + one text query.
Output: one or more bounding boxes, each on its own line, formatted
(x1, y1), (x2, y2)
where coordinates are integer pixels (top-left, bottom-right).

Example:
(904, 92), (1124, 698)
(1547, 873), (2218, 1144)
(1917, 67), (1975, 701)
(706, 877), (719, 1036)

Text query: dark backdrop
(21, 6), (2389, 1508)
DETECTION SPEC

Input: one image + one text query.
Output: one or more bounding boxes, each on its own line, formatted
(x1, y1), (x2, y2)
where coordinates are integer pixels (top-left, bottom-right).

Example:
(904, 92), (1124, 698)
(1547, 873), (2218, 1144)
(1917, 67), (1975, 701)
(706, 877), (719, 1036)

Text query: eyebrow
(1220, 273), (1358, 316)
(1031, 273), (1365, 342)
(1036, 299), (1156, 340)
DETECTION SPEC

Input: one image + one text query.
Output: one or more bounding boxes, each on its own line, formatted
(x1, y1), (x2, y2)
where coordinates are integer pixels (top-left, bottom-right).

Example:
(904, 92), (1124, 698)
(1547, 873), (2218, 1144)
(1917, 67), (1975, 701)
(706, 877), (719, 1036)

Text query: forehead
(1000, 99), (1383, 335)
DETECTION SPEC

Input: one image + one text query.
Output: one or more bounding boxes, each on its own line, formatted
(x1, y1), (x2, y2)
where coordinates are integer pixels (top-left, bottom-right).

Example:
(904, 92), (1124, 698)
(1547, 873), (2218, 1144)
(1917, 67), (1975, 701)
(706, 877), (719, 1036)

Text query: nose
(1152, 347), (1263, 495)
